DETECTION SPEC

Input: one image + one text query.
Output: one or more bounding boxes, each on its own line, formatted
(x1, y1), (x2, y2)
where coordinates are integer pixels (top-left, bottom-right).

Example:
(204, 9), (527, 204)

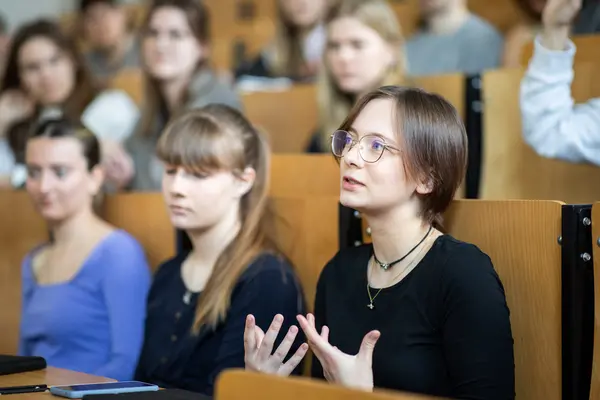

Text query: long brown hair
(2, 20), (98, 161)
(156, 104), (278, 332)
(137, 0), (211, 138)
(268, 0), (324, 78)
(338, 86), (467, 229)
(318, 0), (405, 151)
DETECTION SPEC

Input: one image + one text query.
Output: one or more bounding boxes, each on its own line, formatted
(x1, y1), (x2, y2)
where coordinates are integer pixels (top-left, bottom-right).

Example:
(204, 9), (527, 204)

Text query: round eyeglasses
(330, 130), (400, 163)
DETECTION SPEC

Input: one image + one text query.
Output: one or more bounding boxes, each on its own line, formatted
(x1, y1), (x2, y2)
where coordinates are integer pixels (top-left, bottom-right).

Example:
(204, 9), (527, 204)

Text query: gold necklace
(366, 235), (430, 310)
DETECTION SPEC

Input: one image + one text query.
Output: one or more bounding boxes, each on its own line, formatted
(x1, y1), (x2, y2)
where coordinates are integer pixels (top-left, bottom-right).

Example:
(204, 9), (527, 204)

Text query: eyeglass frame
(330, 130), (401, 163)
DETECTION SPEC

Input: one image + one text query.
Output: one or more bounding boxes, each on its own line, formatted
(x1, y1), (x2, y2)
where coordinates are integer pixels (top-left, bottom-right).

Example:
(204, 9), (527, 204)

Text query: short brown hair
(338, 86), (467, 228)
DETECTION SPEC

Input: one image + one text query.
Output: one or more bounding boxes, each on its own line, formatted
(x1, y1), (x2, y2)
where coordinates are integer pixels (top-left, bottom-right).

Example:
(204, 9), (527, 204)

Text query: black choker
(373, 226), (433, 271)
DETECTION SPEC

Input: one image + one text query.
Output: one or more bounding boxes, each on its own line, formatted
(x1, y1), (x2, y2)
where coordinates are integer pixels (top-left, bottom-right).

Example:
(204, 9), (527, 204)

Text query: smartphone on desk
(50, 381), (159, 398)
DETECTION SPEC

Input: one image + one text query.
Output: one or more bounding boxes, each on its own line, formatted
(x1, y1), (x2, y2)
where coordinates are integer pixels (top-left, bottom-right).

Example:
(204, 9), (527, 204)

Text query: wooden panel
(445, 199), (563, 400)
(101, 193), (175, 272)
(270, 196), (339, 308)
(242, 84), (318, 153)
(270, 154), (339, 197)
(110, 68), (144, 106)
(0, 191), (48, 355)
(481, 66), (600, 202)
(215, 370), (446, 400)
(590, 203), (600, 400)
(520, 34), (600, 66)
(411, 73), (465, 118)
(0, 368), (113, 399)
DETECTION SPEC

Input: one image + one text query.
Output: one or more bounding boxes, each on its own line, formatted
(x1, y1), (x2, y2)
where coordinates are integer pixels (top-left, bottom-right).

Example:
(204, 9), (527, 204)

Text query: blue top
(18, 230), (151, 381)
(134, 251), (306, 396)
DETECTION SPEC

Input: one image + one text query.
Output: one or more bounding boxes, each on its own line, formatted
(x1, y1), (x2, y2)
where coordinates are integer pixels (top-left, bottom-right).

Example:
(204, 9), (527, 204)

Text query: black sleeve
(203, 259), (306, 395)
(441, 247), (515, 400)
(310, 258), (333, 380)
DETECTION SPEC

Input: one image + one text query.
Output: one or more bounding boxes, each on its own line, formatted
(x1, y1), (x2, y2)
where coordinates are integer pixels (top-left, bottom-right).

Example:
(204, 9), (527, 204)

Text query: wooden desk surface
(0, 367), (114, 399)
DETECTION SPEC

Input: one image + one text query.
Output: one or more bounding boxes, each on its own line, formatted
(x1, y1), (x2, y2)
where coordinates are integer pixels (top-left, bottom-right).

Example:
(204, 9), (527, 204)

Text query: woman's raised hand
(244, 314), (308, 376)
(297, 313), (380, 392)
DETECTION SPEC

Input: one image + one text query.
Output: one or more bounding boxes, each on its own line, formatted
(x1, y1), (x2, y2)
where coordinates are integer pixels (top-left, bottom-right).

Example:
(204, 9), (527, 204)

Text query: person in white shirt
(520, 0), (600, 165)
(0, 19), (138, 189)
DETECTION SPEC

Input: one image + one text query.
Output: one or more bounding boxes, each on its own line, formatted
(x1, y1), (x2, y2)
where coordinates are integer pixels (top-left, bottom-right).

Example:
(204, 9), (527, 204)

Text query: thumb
(357, 330), (380, 363)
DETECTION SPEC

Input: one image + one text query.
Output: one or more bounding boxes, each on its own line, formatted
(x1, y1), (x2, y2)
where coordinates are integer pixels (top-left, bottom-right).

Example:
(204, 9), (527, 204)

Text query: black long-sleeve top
(311, 235), (515, 399)
(134, 252), (306, 396)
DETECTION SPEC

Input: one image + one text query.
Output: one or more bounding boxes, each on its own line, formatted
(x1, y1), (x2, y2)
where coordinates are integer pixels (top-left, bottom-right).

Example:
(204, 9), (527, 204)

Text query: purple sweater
(18, 230), (151, 381)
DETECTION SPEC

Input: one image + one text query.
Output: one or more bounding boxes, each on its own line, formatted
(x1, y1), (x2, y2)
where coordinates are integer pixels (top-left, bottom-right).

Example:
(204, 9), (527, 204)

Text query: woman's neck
(159, 72), (194, 112)
(186, 209), (241, 271)
(426, 3), (469, 34)
(365, 206), (433, 265)
(49, 207), (99, 245)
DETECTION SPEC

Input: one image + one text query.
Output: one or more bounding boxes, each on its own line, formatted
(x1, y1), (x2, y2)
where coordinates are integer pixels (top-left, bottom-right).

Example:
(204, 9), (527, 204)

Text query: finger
(297, 315), (322, 345)
(320, 325), (329, 342)
(357, 330), (381, 363)
(278, 343), (308, 377)
(243, 315), (257, 355)
(256, 314), (284, 362)
(271, 325), (300, 365)
(254, 326), (265, 349)
(307, 313), (316, 329)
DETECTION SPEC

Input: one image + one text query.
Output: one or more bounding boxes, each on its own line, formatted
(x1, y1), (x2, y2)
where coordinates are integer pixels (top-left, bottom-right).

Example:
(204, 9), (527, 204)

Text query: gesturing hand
(244, 314), (309, 376)
(297, 313), (380, 392)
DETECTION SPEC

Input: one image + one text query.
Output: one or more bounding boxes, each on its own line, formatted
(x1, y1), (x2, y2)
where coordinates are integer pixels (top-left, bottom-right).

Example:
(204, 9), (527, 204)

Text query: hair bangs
(156, 114), (241, 175)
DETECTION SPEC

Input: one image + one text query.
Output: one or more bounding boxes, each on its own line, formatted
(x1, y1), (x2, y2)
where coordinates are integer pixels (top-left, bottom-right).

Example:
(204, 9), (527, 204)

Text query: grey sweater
(125, 69), (243, 191)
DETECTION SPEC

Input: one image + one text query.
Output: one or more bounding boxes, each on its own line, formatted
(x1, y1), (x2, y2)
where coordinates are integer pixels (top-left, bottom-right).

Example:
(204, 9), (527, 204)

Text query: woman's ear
(235, 167), (256, 198)
(89, 165), (105, 196)
(415, 174), (434, 195)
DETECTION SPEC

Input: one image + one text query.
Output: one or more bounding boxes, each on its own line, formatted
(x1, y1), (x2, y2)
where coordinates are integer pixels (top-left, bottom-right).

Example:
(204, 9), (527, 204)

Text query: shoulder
(152, 252), (187, 285)
(463, 15), (503, 44)
(432, 235), (505, 299)
(188, 69), (242, 111)
(97, 230), (150, 276)
(318, 245), (371, 285)
(239, 252), (298, 286)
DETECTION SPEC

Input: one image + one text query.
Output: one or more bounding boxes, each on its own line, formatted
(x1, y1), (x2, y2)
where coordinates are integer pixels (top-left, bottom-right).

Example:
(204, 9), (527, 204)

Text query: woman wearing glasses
(244, 86), (515, 399)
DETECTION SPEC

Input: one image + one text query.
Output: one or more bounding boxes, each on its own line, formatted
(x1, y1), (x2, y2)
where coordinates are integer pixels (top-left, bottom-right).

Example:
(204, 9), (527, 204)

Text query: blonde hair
(318, 0), (405, 150)
(156, 104), (279, 332)
(267, 0), (323, 77)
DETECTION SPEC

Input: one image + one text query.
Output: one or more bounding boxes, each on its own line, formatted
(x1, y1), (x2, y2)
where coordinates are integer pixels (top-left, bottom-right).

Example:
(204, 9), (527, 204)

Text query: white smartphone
(49, 381), (159, 398)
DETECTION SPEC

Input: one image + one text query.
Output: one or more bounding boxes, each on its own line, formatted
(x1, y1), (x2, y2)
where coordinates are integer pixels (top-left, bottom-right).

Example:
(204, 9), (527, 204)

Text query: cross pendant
(367, 303), (374, 310)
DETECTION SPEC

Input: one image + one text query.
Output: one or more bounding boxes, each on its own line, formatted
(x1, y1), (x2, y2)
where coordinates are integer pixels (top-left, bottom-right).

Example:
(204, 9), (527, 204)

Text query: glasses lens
(331, 130), (350, 156)
(360, 135), (386, 162)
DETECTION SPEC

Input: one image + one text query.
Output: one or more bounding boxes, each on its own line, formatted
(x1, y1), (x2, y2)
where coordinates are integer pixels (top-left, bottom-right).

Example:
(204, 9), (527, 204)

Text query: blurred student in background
(306, 0), (405, 153)
(520, 0), (600, 165)
(0, 20), (138, 190)
(134, 105), (305, 396)
(235, 0), (328, 82)
(405, 0), (503, 76)
(107, 0), (242, 192)
(19, 118), (150, 381)
(79, 0), (140, 85)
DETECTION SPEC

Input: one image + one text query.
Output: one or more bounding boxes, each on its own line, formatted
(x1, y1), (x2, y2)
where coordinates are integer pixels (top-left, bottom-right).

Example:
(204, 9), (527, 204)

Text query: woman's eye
(371, 140), (384, 151)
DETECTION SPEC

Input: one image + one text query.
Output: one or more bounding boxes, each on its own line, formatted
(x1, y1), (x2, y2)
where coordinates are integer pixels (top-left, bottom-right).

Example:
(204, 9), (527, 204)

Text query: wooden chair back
(481, 66), (600, 202)
(0, 191), (47, 354)
(215, 370), (446, 400)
